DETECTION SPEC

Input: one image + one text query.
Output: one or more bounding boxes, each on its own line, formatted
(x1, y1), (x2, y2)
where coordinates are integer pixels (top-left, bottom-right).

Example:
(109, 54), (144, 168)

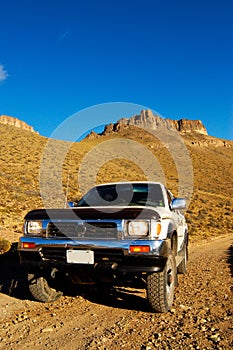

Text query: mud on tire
(147, 252), (177, 313)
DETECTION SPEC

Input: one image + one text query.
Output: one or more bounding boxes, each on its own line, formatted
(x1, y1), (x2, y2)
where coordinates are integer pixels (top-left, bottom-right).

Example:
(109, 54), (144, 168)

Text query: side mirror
(171, 198), (186, 210)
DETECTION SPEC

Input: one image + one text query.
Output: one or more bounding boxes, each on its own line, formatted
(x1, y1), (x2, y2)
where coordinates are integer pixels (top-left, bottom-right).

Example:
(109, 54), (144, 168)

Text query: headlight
(128, 221), (149, 236)
(26, 221), (43, 235)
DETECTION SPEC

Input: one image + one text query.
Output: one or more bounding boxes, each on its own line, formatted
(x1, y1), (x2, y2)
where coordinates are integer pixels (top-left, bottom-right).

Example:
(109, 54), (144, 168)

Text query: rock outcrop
(117, 109), (208, 135)
(170, 118), (207, 134)
(0, 115), (36, 133)
(85, 130), (100, 140)
(187, 135), (232, 148)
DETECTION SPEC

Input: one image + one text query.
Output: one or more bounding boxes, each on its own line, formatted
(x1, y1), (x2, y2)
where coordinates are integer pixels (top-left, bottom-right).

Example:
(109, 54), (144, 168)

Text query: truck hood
(25, 206), (160, 221)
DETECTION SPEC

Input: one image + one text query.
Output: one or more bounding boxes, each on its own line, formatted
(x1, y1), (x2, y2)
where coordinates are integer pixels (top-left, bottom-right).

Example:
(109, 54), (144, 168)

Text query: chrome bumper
(18, 237), (170, 273)
(19, 236), (168, 255)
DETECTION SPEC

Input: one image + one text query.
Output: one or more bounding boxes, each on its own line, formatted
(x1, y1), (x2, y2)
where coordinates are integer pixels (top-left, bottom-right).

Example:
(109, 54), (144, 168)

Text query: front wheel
(28, 273), (63, 302)
(147, 252), (177, 313)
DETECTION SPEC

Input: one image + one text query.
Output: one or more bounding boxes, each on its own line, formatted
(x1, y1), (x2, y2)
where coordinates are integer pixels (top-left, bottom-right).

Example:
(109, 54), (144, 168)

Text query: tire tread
(147, 252), (176, 313)
(28, 274), (63, 302)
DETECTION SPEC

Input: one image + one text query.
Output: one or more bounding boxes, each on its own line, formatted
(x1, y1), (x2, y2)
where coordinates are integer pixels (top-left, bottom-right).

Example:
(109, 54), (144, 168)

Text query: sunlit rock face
(0, 115), (36, 133)
(118, 109), (208, 135)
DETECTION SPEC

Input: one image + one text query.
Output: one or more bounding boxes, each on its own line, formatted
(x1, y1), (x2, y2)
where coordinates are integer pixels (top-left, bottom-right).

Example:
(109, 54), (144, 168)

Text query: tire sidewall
(164, 252), (176, 310)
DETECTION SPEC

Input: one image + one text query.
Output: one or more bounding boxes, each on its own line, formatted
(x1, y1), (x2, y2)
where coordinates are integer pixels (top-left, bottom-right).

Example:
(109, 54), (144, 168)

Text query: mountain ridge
(0, 110), (209, 137)
(118, 109), (208, 135)
(0, 115), (37, 133)
(0, 112), (232, 149)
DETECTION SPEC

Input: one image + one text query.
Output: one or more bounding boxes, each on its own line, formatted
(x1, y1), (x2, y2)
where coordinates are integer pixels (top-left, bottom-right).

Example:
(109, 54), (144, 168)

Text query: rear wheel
(28, 273), (63, 302)
(147, 252), (176, 313)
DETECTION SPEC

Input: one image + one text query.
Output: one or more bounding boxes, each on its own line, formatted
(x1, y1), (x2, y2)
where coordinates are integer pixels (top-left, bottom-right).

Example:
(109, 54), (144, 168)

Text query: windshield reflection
(77, 183), (165, 208)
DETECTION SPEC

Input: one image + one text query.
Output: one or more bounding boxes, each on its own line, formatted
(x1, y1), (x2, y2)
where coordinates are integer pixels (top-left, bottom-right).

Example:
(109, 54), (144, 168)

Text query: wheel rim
(166, 268), (173, 297)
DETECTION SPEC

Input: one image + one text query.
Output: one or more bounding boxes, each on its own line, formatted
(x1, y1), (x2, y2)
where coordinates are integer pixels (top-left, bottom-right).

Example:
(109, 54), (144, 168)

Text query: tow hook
(51, 268), (58, 278)
(111, 263), (118, 270)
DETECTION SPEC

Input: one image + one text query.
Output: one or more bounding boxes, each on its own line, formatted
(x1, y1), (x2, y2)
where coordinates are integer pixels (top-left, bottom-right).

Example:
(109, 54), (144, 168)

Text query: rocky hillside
(0, 115), (232, 243)
(0, 115), (36, 133)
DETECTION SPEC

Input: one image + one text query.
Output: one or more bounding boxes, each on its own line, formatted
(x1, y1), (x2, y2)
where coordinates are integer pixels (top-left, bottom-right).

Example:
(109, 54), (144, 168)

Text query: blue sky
(0, 0), (232, 140)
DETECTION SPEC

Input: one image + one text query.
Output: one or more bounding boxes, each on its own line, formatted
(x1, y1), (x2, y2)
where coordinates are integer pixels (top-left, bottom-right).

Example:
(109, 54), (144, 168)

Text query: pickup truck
(18, 182), (188, 313)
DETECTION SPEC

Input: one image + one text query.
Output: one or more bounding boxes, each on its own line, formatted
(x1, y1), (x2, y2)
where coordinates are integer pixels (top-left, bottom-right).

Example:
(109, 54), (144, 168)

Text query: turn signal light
(157, 223), (161, 235)
(129, 245), (150, 253)
(22, 242), (36, 249)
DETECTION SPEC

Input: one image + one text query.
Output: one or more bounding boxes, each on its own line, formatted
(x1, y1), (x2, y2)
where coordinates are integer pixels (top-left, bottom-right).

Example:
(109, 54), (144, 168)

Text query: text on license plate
(66, 250), (94, 264)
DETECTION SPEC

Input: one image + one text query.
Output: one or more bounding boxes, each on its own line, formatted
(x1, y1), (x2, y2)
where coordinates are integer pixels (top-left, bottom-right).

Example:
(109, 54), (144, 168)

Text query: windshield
(77, 183), (165, 208)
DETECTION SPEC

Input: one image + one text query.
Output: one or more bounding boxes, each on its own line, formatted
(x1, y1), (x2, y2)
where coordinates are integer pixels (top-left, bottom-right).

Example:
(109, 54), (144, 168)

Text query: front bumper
(18, 237), (170, 273)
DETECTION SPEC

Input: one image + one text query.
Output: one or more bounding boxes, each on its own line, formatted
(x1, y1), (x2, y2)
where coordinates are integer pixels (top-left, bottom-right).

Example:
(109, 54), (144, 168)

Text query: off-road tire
(147, 252), (176, 313)
(177, 243), (188, 274)
(28, 273), (63, 302)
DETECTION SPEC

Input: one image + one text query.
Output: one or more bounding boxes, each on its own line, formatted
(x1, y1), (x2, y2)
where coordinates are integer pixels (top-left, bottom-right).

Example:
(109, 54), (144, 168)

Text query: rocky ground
(0, 235), (232, 350)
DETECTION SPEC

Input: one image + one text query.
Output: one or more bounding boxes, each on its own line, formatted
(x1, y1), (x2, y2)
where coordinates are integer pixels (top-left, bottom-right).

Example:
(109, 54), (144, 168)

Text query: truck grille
(46, 221), (118, 239)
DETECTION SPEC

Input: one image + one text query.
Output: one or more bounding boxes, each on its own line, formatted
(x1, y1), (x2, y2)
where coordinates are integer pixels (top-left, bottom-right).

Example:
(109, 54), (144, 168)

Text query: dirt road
(0, 235), (232, 350)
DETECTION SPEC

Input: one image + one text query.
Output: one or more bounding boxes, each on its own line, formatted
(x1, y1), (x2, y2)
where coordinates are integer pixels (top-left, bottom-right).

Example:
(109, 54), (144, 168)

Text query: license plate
(66, 250), (94, 264)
